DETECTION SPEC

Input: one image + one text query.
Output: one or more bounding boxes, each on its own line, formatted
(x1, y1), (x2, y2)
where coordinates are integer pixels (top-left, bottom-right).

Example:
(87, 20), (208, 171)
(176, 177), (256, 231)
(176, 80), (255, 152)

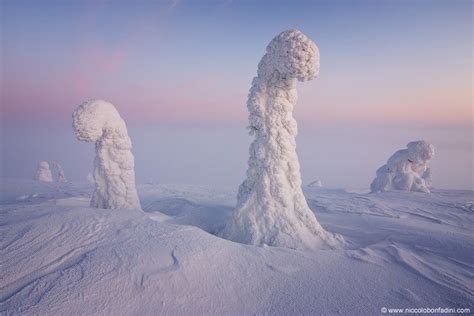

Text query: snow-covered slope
(1, 178), (473, 314)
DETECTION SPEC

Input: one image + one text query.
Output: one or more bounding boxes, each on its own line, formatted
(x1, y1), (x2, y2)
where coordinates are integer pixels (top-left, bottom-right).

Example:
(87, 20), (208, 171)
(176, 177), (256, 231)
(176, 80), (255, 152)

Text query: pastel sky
(0, 0), (472, 190)
(1, 0), (472, 127)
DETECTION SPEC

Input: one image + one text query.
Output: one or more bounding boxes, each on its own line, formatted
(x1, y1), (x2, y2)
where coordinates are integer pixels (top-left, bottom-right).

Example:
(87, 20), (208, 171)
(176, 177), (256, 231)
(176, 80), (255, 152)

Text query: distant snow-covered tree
(35, 161), (53, 182)
(371, 140), (435, 193)
(221, 29), (343, 250)
(52, 162), (67, 183)
(73, 99), (141, 210)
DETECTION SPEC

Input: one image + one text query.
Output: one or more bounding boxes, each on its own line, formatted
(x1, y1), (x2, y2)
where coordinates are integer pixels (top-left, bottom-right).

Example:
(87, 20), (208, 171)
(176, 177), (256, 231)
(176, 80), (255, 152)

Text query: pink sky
(1, 0), (472, 128)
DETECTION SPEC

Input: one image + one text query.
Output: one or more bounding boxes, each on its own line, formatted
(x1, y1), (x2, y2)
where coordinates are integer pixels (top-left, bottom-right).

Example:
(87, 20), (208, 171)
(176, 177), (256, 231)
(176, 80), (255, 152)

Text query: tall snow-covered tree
(221, 29), (342, 250)
(73, 100), (141, 210)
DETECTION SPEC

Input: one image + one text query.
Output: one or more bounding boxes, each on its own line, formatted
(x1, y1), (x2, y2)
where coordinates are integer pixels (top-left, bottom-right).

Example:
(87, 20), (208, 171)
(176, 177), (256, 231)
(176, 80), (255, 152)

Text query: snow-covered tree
(370, 140), (435, 193)
(35, 161), (53, 182)
(52, 162), (67, 183)
(73, 99), (141, 210)
(221, 29), (342, 250)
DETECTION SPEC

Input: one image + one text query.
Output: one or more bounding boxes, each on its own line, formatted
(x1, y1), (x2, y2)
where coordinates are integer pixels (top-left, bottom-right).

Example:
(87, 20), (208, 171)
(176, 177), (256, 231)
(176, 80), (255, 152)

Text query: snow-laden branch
(221, 29), (343, 249)
(371, 140), (435, 193)
(73, 100), (141, 210)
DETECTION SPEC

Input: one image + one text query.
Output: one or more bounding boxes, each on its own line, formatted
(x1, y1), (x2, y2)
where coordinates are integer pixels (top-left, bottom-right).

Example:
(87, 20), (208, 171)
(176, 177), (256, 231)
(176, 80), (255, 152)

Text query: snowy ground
(1, 178), (473, 315)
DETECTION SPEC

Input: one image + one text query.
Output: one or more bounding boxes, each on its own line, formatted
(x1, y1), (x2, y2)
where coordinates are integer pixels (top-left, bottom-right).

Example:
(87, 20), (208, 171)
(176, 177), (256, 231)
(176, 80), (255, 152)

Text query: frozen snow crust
(371, 140), (435, 193)
(73, 99), (141, 210)
(221, 30), (342, 250)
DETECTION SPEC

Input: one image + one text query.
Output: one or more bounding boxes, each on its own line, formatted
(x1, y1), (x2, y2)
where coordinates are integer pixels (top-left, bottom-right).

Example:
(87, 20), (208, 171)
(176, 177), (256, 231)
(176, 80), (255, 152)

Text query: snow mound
(72, 99), (141, 210)
(35, 161), (53, 182)
(221, 29), (342, 250)
(308, 180), (323, 187)
(371, 140), (435, 193)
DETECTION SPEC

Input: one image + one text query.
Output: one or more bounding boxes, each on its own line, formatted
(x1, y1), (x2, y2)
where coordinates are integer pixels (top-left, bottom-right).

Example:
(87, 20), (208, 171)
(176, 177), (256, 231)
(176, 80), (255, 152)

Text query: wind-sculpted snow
(221, 29), (341, 249)
(35, 161), (53, 182)
(72, 100), (141, 210)
(371, 141), (435, 193)
(1, 179), (472, 315)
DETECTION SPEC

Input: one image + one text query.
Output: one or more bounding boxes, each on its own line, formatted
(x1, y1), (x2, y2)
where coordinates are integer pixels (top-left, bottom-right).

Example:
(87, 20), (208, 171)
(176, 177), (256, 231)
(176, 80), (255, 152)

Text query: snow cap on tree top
(261, 29), (320, 81)
(72, 99), (127, 142)
(407, 140), (435, 163)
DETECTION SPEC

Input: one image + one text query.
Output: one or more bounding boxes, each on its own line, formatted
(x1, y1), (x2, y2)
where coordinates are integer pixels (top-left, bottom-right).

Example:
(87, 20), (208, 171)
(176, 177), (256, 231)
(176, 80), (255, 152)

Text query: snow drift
(2, 179), (472, 314)
(35, 161), (53, 182)
(72, 99), (141, 210)
(308, 180), (323, 187)
(371, 140), (435, 193)
(221, 29), (342, 249)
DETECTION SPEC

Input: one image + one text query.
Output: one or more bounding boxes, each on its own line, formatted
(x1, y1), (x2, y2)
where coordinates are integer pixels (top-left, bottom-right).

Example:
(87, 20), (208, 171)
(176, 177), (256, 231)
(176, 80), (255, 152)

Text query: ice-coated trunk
(223, 75), (329, 249)
(92, 128), (140, 210)
(238, 73), (315, 216)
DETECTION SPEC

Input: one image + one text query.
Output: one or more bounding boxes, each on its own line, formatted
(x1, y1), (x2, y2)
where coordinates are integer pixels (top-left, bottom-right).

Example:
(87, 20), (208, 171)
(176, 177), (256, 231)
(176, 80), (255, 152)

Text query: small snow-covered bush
(220, 29), (342, 250)
(371, 140), (435, 193)
(73, 100), (141, 210)
(35, 161), (53, 182)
